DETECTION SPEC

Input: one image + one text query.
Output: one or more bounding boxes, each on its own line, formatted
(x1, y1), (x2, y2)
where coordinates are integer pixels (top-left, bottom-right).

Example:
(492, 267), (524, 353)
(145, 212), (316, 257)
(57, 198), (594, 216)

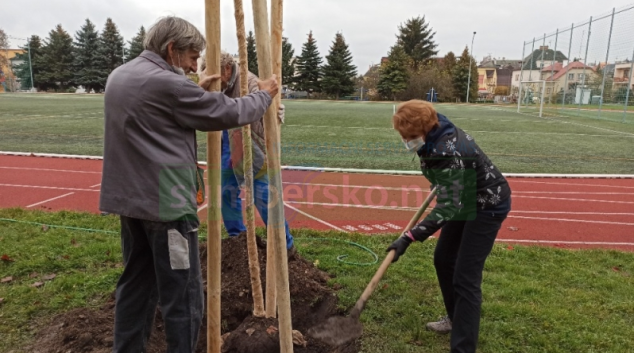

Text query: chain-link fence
(516, 4), (634, 123)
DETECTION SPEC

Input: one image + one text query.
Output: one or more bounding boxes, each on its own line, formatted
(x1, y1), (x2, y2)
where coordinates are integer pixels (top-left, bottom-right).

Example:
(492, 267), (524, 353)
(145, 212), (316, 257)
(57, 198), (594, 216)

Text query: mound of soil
(28, 233), (360, 353)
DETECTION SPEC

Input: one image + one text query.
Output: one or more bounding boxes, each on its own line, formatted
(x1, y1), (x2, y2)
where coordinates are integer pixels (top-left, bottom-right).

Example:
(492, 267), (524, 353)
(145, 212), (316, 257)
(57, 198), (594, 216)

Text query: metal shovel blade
(307, 315), (363, 346)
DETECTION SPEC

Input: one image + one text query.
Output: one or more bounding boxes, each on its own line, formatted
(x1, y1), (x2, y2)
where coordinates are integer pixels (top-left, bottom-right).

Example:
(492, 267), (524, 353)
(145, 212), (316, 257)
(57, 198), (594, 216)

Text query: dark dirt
(27, 233), (360, 353)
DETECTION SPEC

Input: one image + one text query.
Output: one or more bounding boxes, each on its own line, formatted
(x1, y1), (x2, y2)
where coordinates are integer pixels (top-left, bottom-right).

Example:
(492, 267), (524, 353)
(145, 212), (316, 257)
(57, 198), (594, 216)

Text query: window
(547, 88), (551, 94)
(515, 74), (519, 81)
(578, 73), (586, 80)
(568, 73), (574, 80)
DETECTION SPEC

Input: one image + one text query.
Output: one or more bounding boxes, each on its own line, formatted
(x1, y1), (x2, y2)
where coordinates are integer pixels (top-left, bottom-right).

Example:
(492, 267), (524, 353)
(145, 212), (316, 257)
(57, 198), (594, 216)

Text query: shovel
(308, 187), (438, 346)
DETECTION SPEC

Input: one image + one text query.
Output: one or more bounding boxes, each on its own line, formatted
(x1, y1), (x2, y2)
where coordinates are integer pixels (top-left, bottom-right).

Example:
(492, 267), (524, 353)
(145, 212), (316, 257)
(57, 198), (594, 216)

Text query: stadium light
(466, 31), (476, 103)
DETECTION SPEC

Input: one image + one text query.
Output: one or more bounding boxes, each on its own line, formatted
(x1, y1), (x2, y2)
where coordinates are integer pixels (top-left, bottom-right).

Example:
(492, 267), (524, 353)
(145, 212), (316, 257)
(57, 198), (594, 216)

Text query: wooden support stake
(234, 0), (265, 318)
(271, 0), (283, 141)
(204, 0), (222, 352)
(251, 0), (294, 352)
(264, 0), (284, 319)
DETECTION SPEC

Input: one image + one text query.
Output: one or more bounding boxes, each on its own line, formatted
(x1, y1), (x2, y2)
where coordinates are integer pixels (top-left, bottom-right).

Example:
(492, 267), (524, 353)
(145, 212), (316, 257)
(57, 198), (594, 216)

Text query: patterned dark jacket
(409, 113), (511, 241)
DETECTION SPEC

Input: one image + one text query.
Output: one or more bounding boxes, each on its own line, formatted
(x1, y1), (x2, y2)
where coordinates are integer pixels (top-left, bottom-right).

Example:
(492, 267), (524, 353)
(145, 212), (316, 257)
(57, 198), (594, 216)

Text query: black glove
(386, 232), (413, 263)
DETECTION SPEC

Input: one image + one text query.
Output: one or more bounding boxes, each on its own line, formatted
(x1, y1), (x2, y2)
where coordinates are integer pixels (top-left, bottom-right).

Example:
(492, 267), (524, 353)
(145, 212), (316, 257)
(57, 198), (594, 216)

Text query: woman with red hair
(388, 100), (512, 353)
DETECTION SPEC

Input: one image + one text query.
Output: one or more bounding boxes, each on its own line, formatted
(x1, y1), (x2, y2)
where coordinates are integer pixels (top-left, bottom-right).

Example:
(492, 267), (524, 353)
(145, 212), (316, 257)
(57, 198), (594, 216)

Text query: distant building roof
(479, 57), (523, 69)
(542, 62), (564, 72)
(522, 46), (568, 70)
(545, 61), (594, 81)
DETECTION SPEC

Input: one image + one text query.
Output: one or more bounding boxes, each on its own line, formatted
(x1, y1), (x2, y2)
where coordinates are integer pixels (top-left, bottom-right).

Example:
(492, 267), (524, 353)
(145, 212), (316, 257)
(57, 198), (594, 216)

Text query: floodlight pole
(466, 31), (476, 103)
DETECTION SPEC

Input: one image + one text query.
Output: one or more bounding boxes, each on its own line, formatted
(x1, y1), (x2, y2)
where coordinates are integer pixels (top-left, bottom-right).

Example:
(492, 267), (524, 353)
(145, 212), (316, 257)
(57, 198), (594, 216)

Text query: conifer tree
(321, 33), (357, 99)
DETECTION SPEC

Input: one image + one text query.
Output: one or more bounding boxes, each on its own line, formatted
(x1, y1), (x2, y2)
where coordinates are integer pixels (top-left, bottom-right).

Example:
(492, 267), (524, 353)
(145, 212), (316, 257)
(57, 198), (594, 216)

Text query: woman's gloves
(386, 231), (415, 263)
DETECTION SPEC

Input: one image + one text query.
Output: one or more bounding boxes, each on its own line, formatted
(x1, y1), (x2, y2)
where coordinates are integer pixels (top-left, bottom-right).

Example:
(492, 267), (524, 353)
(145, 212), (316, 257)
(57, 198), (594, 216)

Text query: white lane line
(283, 181), (425, 192)
(285, 125), (634, 138)
(197, 204), (208, 213)
(513, 195), (634, 205)
(0, 184), (99, 192)
(512, 211), (634, 216)
(478, 105), (634, 137)
(0, 166), (101, 174)
(26, 192), (75, 208)
(90, 183), (101, 188)
(283, 202), (347, 233)
(373, 224), (388, 230)
(358, 225), (374, 231)
(343, 225), (358, 232)
(283, 181), (634, 196)
(286, 200), (432, 212)
(497, 239), (634, 247)
(508, 215), (634, 226)
(510, 180), (634, 189)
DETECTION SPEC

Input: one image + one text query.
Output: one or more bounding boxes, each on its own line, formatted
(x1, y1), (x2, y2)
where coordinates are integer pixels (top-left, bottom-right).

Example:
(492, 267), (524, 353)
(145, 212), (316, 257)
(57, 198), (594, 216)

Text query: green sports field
(1, 94), (634, 174)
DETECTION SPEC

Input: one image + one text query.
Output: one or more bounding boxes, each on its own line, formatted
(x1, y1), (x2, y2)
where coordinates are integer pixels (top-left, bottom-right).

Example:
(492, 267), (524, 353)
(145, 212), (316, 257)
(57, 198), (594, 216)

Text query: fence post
(577, 17), (593, 115)
(517, 41), (526, 113)
(597, 8), (616, 119)
(562, 23), (574, 110)
(549, 29), (559, 105)
(528, 38), (536, 81)
(623, 46), (634, 123)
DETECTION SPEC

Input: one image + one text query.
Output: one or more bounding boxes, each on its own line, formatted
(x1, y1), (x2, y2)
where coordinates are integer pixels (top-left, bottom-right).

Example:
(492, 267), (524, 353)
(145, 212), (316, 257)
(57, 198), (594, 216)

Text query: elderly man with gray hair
(99, 16), (279, 353)
(200, 52), (294, 254)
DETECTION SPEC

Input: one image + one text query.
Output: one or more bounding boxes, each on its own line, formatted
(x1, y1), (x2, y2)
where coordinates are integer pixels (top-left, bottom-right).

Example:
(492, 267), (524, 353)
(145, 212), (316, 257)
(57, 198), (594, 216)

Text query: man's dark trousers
(113, 216), (204, 353)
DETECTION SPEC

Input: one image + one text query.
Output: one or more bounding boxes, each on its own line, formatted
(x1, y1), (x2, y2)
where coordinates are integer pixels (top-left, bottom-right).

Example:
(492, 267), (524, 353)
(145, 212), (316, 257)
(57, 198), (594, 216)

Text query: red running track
(1, 154), (633, 251)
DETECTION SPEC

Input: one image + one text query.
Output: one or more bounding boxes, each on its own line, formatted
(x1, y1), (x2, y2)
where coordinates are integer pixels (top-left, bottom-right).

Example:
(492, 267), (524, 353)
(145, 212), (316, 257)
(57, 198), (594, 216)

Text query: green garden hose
(0, 218), (379, 266)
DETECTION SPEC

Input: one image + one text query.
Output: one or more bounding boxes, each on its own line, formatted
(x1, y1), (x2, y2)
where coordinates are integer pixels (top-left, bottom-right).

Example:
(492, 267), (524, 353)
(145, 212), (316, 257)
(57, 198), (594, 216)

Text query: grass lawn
(1, 209), (633, 352)
(1, 94), (634, 174)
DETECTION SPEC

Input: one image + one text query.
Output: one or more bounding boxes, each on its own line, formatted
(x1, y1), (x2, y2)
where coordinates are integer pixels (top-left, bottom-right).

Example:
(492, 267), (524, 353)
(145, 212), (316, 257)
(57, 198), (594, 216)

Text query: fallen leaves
(43, 273), (57, 281)
(1, 276), (13, 283)
(42, 224), (49, 232)
(0, 298), (4, 304)
(507, 245), (514, 251)
(266, 325), (278, 335)
(508, 226), (519, 232)
(32, 282), (44, 288)
(1, 254), (14, 263)
(245, 328), (255, 337)
(292, 330), (307, 347)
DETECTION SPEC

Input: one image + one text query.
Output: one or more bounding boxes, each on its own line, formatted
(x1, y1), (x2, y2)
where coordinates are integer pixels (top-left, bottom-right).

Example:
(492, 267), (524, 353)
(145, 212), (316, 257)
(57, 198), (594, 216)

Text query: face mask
(402, 137), (425, 153)
(222, 63), (237, 93)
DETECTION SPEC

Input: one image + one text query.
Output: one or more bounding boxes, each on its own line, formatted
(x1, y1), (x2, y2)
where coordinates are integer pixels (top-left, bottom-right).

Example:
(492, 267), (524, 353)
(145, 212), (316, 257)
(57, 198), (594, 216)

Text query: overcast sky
(3, 0), (633, 73)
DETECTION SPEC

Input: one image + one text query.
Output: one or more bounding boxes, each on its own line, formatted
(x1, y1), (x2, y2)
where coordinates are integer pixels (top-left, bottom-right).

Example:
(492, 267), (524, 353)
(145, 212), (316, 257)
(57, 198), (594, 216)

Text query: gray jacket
(99, 50), (272, 221)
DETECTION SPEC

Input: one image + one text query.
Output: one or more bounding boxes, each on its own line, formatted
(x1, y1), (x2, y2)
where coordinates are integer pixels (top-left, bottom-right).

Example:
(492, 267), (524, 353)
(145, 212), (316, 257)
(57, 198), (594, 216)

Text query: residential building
(540, 61), (596, 96)
(476, 56), (522, 95)
(511, 46), (567, 93)
(0, 49), (25, 93)
(477, 67), (497, 94)
(613, 62), (634, 92)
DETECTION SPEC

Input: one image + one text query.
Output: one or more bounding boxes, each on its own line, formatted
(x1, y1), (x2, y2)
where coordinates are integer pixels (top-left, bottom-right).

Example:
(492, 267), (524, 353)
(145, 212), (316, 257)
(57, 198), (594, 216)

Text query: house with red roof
(540, 61), (596, 96)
